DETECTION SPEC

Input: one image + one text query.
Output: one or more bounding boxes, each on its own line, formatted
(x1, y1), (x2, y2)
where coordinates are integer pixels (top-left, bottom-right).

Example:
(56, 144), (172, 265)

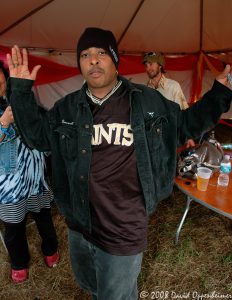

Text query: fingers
(1, 106), (14, 125)
(7, 45), (23, 75)
(223, 65), (232, 87)
(11, 45), (22, 67)
(7, 45), (27, 69)
(224, 64), (232, 77)
(16, 45), (23, 65)
(31, 65), (41, 80)
(216, 64), (232, 86)
(6, 53), (14, 72)
(22, 48), (28, 66)
(12, 45), (25, 67)
(216, 64), (230, 79)
(5, 106), (12, 112)
(7, 45), (41, 80)
(221, 64), (231, 78)
(5, 106), (13, 118)
(224, 64), (231, 74)
(11, 46), (17, 66)
(8, 106), (14, 123)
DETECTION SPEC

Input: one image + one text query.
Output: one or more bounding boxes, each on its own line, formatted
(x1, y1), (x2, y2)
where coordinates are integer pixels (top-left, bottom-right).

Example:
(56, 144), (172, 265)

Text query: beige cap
(142, 52), (165, 66)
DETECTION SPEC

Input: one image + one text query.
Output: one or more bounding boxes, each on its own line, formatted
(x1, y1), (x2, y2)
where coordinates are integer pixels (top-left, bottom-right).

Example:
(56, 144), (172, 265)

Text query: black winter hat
(76, 27), (119, 69)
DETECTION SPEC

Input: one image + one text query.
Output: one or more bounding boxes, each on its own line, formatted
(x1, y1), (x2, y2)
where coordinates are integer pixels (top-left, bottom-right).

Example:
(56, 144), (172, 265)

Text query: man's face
(0, 69), (6, 97)
(144, 61), (161, 79)
(79, 47), (117, 91)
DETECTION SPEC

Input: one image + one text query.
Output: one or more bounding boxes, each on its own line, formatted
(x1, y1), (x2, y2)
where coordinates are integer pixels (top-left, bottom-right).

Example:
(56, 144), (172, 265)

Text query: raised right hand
(6, 45), (41, 81)
(216, 64), (232, 90)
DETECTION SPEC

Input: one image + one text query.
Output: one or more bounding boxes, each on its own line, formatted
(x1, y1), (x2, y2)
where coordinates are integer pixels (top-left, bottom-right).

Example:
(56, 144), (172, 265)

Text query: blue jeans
(68, 229), (143, 300)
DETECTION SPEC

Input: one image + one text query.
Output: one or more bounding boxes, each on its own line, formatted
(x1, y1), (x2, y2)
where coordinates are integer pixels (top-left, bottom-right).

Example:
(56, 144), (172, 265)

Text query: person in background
(143, 51), (195, 148)
(6, 28), (232, 299)
(0, 60), (59, 284)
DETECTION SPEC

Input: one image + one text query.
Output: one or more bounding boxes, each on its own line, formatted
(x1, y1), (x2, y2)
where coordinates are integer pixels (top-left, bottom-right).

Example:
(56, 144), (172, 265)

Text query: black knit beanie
(76, 27), (119, 70)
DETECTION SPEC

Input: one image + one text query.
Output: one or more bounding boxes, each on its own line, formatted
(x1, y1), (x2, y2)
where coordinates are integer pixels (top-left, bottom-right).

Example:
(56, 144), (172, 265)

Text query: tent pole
(0, 0), (55, 36)
(117, 0), (145, 46)
(199, 0), (203, 51)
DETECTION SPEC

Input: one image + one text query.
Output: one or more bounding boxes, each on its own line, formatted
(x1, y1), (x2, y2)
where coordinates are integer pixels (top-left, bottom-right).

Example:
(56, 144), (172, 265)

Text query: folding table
(175, 170), (232, 244)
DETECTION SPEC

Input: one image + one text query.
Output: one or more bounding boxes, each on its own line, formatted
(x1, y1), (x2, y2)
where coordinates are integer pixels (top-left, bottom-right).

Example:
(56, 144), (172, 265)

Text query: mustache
(88, 67), (104, 75)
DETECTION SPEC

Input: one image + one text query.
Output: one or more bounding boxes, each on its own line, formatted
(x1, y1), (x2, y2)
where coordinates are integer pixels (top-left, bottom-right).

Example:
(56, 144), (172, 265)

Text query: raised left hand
(216, 64), (232, 89)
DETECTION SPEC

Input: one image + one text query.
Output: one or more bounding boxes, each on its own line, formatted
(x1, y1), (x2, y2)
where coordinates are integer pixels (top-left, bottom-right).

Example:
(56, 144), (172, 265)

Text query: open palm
(6, 45), (41, 80)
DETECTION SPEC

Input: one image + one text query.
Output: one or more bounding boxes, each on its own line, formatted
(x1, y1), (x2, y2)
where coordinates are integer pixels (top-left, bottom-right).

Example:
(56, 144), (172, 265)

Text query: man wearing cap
(6, 28), (232, 300)
(143, 52), (195, 147)
(143, 52), (189, 110)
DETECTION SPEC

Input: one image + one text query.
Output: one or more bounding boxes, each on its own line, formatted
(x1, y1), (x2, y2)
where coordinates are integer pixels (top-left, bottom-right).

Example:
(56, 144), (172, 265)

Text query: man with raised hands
(6, 27), (232, 299)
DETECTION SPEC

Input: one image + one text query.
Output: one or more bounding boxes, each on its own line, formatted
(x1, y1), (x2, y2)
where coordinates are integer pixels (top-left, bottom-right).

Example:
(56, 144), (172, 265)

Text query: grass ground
(1, 192), (232, 300)
(139, 191), (232, 298)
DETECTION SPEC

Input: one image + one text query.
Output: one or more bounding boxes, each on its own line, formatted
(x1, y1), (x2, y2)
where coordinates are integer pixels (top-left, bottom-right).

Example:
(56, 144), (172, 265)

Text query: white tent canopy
(1, 0), (232, 55)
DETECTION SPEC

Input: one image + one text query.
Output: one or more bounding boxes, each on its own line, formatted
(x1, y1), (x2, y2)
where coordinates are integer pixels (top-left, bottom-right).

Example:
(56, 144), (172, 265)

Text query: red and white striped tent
(0, 0), (232, 119)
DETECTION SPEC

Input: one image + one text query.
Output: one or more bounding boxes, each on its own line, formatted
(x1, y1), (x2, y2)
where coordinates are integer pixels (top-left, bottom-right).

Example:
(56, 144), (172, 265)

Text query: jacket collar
(77, 76), (141, 106)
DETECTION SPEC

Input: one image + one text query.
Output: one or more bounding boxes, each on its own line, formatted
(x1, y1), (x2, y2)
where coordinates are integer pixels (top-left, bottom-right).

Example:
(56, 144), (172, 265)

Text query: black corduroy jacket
(9, 76), (232, 232)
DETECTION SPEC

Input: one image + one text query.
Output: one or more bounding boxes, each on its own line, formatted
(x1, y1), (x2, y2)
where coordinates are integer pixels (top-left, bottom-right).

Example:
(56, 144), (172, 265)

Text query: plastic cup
(197, 167), (212, 191)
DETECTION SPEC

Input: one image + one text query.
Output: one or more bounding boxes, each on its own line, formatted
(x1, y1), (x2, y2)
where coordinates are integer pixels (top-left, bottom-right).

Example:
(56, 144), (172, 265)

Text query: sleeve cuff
(9, 77), (34, 92)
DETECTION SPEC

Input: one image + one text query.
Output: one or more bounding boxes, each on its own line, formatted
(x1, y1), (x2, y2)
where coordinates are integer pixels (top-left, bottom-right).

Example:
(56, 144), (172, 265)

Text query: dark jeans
(68, 229), (143, 300)
(4, 208), (58, 270)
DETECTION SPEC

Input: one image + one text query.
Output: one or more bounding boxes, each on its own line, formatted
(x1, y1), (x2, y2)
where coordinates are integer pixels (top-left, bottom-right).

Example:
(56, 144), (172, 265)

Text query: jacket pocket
(145, 116), (168, 152)
(0, 137), (18, 175)
(55, 125), (78, 160)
